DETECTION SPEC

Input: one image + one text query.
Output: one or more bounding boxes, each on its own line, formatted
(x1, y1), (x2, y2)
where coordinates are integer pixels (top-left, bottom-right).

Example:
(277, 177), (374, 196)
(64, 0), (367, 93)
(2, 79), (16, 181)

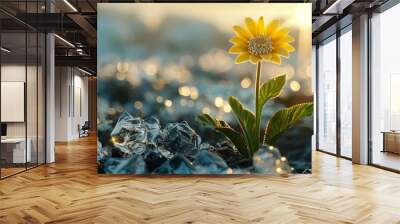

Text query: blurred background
(97, 3), (313, 172)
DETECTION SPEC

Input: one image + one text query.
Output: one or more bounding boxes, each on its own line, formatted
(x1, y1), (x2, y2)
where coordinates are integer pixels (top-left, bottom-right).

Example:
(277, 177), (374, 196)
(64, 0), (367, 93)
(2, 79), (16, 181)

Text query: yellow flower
(228, 17), (295, 64)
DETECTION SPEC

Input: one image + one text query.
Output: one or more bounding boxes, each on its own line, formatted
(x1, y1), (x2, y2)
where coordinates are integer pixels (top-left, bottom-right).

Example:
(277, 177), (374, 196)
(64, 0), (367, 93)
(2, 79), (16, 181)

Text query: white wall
(1, 64), (46, 164)
(54, 67), (89, 141)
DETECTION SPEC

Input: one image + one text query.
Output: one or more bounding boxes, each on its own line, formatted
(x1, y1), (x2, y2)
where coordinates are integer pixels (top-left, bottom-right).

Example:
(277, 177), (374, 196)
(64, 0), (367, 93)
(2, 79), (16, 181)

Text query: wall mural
(97, 3), (313, 175)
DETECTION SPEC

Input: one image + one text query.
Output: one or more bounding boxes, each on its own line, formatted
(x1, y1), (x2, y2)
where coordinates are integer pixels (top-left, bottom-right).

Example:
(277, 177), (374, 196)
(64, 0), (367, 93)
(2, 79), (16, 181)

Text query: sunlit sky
(99, 3), (311, 32)
(98, 3), (312, 68)
(98, 3), (313, 96)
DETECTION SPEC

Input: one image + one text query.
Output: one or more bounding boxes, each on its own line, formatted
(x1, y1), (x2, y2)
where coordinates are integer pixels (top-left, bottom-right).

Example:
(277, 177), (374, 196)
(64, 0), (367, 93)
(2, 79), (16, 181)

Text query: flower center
(248, 36), (273, 56)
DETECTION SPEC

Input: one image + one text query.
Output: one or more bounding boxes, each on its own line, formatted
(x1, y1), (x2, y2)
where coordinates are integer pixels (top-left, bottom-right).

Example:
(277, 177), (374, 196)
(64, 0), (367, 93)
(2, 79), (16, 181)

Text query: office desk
(1, 138), (31, 163)
(382, 131), (400, 154)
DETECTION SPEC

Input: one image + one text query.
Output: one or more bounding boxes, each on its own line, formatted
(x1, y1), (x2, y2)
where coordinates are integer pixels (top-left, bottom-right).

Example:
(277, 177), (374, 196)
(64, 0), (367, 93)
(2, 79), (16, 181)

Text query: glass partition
(1, 30), (28, 177)
(0, 1), (46, 179)
(27, 30), (38, 169)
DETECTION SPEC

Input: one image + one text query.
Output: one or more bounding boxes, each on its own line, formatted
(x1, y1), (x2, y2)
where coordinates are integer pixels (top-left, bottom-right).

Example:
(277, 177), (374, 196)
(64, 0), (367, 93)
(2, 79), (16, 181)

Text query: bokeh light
(240, 77), (252, 89)
(290, 80), (301, 92)
(214, 97), (224, 108)
(164, 99), (173, 107)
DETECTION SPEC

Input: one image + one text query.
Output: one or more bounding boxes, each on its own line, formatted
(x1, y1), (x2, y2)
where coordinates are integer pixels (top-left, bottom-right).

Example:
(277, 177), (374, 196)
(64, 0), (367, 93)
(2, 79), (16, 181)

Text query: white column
(352, 14), (369, 164)
(45, 0), (56, 163)
(46, 33), (55, 163)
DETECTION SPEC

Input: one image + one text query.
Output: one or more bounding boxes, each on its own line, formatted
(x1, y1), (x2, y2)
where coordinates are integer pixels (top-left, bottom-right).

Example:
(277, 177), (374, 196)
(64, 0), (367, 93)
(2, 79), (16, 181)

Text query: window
(317, 36), (337, 154)
(339, 28), (352, 158)
(371, 3), (400, 171)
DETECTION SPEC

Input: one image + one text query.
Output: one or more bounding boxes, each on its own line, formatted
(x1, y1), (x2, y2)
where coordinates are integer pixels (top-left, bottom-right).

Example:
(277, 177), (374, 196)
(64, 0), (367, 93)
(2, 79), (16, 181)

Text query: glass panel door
(1, 31), (28, 177)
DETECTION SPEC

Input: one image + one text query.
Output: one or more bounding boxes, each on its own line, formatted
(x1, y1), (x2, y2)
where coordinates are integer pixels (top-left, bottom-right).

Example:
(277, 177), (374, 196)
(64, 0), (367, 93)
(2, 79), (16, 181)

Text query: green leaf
(216, 127), (249, 158)
(259, 74), (286, 110)
(198, 113), (220, 127)
(263, 102), (313, 145)
(228, 96), (258, 156)
(197, 114), (249, 157)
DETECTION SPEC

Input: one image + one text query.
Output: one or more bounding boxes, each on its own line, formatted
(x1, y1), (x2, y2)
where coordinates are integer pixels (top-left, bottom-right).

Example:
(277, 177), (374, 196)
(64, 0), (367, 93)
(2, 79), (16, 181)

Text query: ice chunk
(144, 116), (161, 143)
(193, 150), (228, 174)
(153, 154), (194, 174)
(253, 145), (292, 176)
(110, 112), (161, 155)
(103, 154), (147, 174)
(162, 121), (201, 157)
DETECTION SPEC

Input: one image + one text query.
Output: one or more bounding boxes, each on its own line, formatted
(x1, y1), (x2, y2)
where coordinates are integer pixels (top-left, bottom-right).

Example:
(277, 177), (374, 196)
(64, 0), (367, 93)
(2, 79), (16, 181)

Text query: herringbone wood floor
(1, 136), (400, 224)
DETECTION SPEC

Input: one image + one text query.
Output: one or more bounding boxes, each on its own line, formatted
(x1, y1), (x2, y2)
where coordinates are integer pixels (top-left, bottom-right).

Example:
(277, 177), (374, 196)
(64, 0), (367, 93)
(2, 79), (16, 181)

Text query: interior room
(370, 2), (400, 171)
(0, 0), (400, 223)
(0, 16), (46, 178)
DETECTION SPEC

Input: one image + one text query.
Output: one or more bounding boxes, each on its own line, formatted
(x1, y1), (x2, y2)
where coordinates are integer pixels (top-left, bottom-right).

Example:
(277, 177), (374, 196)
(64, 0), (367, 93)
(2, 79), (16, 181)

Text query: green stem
(254, 62), (262, 153)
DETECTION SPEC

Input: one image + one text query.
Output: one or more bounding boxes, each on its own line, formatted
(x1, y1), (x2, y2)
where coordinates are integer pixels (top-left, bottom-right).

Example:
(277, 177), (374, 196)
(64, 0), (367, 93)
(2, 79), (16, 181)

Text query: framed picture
(97, 3), (313, 175)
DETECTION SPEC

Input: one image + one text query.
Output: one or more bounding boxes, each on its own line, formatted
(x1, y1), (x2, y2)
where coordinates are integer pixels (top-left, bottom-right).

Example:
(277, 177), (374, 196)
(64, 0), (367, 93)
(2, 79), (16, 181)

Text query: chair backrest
(82, 121), (90, 129)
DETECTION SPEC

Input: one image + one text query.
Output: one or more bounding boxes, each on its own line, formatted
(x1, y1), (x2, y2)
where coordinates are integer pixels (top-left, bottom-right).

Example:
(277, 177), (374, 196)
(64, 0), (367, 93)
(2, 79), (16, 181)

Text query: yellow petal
(229, 37), (248, 46)
(269, 54), (282, 64)
(265, 19), (280, 36)
(258, 17), (265, 34)
(245, 17), (258, 37)
(261, 54), (272, 60)
(235, 53), (250, 64)
(229, 45), (247, 54)
(284, 35), (295, 43)
(282, 43), (295, 52)
(233, 25), (250, 40)
(250, 54), (261, 64)
(277, 47), (289, 58)
(272, 28), (290, 40)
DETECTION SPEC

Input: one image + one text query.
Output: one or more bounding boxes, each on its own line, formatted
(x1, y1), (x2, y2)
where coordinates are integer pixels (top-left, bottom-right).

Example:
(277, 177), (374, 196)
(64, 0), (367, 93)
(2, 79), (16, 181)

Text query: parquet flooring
(1, 135), (400, 224)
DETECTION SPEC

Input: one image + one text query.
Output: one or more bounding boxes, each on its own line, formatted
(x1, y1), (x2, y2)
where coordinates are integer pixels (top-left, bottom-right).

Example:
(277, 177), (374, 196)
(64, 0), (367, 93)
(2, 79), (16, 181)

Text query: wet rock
(162, 121), (201, 157)
(111, 146), (126, 158)
(144, 150), (167, 173)
(275, 126), (312, 173)
(253, 145), (292, 175)
(193, 150), (228, 174)
(153, 154), (194, 174)
(211, 143), (250, 169)
(97, 123), (113, 145)
(103, 154), (147, 174)
(199, 142), (214, 151)
(236, 158), (253, 168)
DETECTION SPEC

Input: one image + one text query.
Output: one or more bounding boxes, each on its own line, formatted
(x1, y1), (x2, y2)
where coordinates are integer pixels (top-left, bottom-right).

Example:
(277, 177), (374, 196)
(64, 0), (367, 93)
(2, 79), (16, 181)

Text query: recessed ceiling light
(78, 67), (93, 76)
(323, 0), (353, 15)
(54, 34), (75, 48)
(1, 47), (11, 53)
(63, 0), (78, 12)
